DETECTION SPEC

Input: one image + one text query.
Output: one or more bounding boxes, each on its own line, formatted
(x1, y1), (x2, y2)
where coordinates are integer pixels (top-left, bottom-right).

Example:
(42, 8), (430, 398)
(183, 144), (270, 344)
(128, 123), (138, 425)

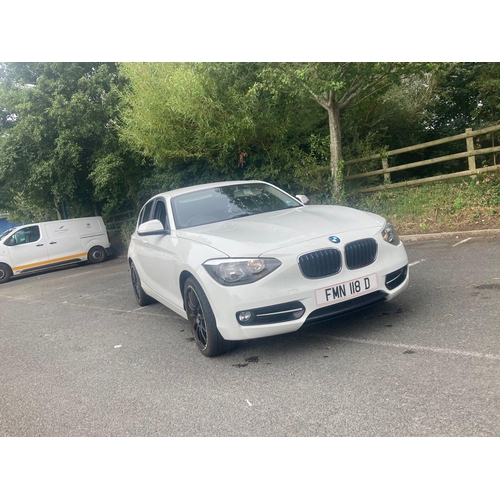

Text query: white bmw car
(128, 180), (409, 357)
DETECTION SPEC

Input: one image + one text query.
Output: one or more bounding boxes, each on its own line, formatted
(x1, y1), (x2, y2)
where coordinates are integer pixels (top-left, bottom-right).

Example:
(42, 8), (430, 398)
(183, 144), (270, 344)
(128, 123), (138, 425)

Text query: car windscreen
(172, 183), (302, 229)
(0, 227), (15, 242)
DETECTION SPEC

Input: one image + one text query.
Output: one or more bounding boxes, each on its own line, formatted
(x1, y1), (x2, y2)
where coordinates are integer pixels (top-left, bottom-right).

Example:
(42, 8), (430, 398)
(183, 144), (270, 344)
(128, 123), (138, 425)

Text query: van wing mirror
(138, 219), (170, 236)
(296, 194), (310, 205)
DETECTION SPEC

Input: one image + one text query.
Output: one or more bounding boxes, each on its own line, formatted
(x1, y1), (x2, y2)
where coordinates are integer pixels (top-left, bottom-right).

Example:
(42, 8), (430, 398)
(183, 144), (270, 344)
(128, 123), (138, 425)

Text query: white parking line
(59, 282), (130, 299)
(333, 336), (500, 361)
(61, 300), (179, 318)
(408, 259), (426, 267)
(453, 237), (472, 247)
(54, 270), (128, 289)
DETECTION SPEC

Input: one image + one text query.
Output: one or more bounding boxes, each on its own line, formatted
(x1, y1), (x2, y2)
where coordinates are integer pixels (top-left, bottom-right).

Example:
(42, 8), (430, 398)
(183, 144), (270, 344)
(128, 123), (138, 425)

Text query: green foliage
(120, 63), (256, 168)
(118, 62), (330, 195)
(7, 193), (56, 223)
(1, 61), (499, 223)
(343, 72), (439, 158)
(348, 173), (500, 234)
(0, 62), (142, 221)
(424, 63), (500, 134)
(118, 216), (138, 250)
(255, 62), (434, 199)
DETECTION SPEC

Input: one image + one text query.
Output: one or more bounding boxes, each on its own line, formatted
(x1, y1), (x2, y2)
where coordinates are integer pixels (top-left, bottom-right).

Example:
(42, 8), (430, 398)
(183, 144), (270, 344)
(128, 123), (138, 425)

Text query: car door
(134, 198), (182, 309)
(5, 225), (49, 273)
(132, 198), (155, 280)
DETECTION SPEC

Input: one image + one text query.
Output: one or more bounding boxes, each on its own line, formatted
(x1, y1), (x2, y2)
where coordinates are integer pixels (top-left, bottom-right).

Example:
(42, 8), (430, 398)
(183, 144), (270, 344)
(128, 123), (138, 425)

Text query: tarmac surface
(1, 230), (499, 438)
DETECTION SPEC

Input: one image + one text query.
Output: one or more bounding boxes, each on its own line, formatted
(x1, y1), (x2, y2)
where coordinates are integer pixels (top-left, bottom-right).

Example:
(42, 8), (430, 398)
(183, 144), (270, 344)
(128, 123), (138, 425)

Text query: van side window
(8, 226), (40, 246)
(153, 199), (168, 230)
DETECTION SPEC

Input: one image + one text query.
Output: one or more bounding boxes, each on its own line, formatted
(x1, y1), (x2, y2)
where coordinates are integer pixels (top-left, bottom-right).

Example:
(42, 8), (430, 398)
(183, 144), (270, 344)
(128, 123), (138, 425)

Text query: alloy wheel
(186, 286), (208, 347)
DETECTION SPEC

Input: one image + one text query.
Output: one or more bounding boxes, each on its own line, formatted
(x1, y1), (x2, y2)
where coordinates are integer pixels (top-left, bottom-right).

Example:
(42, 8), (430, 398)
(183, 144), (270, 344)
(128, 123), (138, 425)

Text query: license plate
(315, 273), (378, 306)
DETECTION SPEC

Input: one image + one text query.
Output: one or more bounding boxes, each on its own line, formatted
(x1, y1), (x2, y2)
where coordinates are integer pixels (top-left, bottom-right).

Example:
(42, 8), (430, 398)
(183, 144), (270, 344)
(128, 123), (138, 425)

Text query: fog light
(238, 311), (254, 323)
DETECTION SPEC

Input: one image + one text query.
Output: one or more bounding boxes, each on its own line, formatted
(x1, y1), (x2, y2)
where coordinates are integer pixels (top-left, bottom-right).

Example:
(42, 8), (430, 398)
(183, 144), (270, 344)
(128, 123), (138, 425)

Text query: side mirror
(296, 194), (310, 205)
(138, 219), (170, 236)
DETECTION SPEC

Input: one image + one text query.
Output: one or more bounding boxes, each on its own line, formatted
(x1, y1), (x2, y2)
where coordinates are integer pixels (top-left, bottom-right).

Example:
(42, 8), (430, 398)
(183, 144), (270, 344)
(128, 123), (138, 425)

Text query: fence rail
(103, 210), (136, 230)
(345, 124), (500, 194)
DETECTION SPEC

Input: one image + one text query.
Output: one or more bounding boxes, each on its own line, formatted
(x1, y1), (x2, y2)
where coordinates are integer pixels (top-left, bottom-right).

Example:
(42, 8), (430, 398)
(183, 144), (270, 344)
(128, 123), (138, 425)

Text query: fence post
(382, 157), (390, 183)
(465, 127), (477, 174)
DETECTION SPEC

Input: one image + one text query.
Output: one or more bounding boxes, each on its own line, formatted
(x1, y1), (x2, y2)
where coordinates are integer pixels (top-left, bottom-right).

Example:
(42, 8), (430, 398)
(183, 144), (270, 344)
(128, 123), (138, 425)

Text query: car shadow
(224, 295), (416, 362)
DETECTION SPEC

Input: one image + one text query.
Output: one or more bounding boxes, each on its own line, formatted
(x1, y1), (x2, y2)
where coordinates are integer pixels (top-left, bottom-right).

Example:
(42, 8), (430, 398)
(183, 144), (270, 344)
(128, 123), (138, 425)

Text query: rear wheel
(0, 263), (12, 284)
(184, 277), (234, 357)
(130, 262), (155, 306)
(88, 246), (106, 264)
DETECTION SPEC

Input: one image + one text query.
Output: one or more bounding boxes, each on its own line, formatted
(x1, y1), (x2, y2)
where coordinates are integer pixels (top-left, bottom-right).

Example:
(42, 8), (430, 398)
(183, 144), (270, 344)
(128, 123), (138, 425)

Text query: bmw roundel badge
(329, 236), (341, 244)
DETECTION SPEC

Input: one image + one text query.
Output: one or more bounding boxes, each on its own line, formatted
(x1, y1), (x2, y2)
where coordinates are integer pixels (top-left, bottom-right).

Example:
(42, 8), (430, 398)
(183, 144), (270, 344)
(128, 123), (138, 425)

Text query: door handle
(49, 242), (57, 245)
(36, 244), (44, 247)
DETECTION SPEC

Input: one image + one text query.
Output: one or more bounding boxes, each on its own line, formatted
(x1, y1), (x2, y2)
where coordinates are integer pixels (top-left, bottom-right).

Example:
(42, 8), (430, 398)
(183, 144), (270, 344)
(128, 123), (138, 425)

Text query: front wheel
(0, 263), (12, 284)
(88, 246), (106, 264)
(184, 277), (234, 357)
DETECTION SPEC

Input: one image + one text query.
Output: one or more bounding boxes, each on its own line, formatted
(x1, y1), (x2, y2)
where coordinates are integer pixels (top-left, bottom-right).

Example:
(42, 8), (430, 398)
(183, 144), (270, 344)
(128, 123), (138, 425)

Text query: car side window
(139, 200), (155, 225)
(7, 226), (41, 246)
(153, 199), (169, 230)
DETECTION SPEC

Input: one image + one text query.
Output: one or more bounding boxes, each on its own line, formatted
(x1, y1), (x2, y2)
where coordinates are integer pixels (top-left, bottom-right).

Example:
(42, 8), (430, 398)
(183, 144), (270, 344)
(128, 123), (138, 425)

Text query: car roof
(152, 180), (270, 201)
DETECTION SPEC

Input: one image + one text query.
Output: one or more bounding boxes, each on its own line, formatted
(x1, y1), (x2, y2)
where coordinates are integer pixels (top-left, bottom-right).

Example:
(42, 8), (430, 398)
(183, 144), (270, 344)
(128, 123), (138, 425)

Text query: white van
(0, 216), (112, 283)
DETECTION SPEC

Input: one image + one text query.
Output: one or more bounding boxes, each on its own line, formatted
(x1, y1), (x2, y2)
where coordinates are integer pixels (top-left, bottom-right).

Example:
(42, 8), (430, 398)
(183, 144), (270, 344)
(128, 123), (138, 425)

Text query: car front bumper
(198, 238), (409, 341)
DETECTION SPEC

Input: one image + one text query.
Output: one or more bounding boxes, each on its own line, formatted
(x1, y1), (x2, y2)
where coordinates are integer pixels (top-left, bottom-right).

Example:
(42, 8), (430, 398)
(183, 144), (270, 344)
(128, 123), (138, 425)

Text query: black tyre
(88, 246), (106, 264)
(0, 263), (12, 284)
(130, 262), (155, 306)
(184, 276), (234, 357)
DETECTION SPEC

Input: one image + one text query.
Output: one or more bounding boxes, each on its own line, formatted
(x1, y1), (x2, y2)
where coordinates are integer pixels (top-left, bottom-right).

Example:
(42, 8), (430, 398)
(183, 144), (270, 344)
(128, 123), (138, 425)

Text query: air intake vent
(298, 249), (342, 279)
(385, 265), (408, 290)
(345, 238), (377, 269)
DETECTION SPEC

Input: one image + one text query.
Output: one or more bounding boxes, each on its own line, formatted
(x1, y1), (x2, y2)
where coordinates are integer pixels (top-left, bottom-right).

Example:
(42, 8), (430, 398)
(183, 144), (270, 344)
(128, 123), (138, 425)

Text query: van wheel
(0, 263), (12, 284)
(88, 246), (106, 264)
(130, 262), (155, 306)
(184, 277), (235, 357)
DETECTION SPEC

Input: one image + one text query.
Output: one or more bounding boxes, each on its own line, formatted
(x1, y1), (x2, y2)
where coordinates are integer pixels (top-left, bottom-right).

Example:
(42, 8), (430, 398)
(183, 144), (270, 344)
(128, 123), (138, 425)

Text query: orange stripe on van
(12, 252), (88, 272)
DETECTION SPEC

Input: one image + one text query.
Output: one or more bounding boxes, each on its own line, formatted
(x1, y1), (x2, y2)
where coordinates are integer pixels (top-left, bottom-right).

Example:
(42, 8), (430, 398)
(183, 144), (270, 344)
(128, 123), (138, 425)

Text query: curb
(400, 228), (500, 242)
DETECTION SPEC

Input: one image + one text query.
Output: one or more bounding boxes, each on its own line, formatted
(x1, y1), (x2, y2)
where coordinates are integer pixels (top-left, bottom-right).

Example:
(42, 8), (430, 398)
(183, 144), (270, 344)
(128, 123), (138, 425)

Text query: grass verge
(347, 172), (500, 235)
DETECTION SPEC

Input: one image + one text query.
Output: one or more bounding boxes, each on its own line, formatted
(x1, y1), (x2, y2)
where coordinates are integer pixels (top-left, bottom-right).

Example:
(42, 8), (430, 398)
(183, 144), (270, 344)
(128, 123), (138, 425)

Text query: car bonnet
(176, 205), (385, 258)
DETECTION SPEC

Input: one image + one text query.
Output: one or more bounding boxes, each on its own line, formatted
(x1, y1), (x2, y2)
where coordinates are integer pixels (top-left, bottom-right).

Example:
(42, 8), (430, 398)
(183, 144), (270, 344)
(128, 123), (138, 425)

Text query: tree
(423, 63), (500, 134)
(118, 62), (327, 194)
(0, 62), (140, 222)
(258, 63), (432, 199)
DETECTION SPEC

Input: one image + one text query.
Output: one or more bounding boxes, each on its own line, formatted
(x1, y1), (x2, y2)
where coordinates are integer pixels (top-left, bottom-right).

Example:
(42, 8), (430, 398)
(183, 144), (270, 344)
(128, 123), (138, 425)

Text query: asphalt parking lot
(0, 235), (499, 437)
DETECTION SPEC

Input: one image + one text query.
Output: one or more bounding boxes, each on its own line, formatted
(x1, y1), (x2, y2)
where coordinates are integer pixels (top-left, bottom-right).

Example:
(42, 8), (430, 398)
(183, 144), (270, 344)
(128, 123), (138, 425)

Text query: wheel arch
(179, 270), (195, 310)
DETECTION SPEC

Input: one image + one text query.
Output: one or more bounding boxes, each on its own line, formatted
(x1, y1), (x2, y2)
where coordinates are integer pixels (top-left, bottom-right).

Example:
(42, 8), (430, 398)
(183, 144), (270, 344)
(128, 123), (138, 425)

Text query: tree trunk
(54, 202), (62, 220)
(327, 101), (342, 200)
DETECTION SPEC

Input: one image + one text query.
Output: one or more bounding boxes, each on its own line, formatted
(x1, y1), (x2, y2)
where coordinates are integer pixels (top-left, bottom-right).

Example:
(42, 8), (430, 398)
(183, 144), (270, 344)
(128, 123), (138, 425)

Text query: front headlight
(381, 221), (400, 246)
(203, 258), (282, 286)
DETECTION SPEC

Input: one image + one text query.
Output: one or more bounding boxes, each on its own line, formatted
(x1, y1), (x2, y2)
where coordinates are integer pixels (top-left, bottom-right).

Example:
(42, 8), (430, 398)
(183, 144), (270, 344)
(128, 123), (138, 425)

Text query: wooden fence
(103, 210), (136, 230)
(345, 124), (500, 194)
